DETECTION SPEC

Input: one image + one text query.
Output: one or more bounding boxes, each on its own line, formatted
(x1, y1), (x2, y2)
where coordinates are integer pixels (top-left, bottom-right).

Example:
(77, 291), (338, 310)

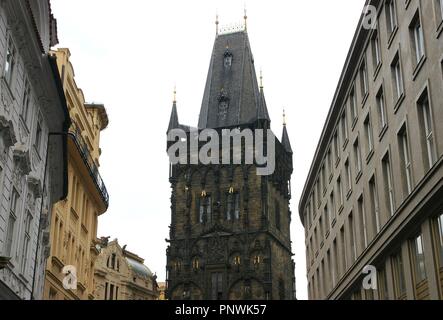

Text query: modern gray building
(0, 0), (70, 299)
(299, 0), (443, 300)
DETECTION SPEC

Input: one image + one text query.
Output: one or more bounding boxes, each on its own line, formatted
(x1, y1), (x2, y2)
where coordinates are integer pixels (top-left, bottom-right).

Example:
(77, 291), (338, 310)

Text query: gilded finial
(244, 5), (248, 31)
(260, 69), (263, 90)
(283, 108), (287, 126)
(216, 11), (219, 36)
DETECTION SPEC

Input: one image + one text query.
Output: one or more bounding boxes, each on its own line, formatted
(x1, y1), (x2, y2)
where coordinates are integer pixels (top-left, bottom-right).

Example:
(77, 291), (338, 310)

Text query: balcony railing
(69, 122), (109, 208)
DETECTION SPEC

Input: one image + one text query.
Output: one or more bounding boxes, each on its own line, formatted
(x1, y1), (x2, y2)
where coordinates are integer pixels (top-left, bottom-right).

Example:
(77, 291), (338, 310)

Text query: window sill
(346, 189), (353, 200)
(393, 93), (405, 114)
(361, 92), (369, 108)
(335, 157), (341, 169)
(331, 218), (337, 228)
(373, 62), (382, 81)
(437, 20), (443, 39)
(412, 56), (427, 81)
(320, 241), (324, 249)
(366, 149), (374, 164)
(329, 174), (333, 184)
(315, 251), (319, 258)
(351, 117), (359, 131)
(387, 26), (398, 49)
(325, 230), (330, 239)
(355, 171), (363, 184)
(379, 125), (388, 141)
(342, 139), (349, 151)
(338, 205), (344, 215)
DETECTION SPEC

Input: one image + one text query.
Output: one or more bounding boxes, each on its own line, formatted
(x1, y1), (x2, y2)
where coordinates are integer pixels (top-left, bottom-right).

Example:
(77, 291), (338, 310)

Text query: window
(226, 192), (240, 221)
(345, 159), (352, 194)
(324, 205), (330, 233)
(372, 30), (382, 69)
(319, 216), (324, 245)
(434, 213), (443, 268)
(22, 79), (32, 125)
(316, 179), (321, 208)
(20, 212), (32, 274)
(382, 153), (395, 216)
(35, 120), (43, 155)
(360, 60), (369, 98)
(337, 176), (344, 210)
(376, 88), (387, 131)
(5, 189), (20, 257)
(111, 253), (116, 270)
(330, 191), (336, 222)
(437, 0), (443, 23)
(199, 193), (212, 224)
(391, 54), (404, 101)
(333, 239), (339, 285)
(321, 164), (326, 194)
(193, 257), (200, 270)
(353, 138), (362, 177)
(340, 227), (347, 275)
(333, 132), (340, 164)
(364, 115), (374, 157)
(369, 176), (381, 235)
(358, 195), (368, 249)
(341, 111), (349, 146)
(350, 86), (358, 123)
(378, 267), (389, 300)
(3, 38), (16, 86)
(418, 92), (436, 170)
(327, 250), (333, 290)
(386, 0), (397, 36)
(327, 148), (333, 179)
(398, 125), (413, 196)
(411, 234), (427, 283)
(392, 251), (406, 298)
(109, 284), (114, 300)
(211, 273), (223, 300)
(275, 202), (281, 231)
(349, 213), (357, 262)
(410, 14), (425, 64)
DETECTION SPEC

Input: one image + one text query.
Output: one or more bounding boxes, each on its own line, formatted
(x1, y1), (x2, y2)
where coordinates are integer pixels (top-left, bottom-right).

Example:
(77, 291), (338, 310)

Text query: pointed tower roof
(257, 70), (270, 122)
(198, 30), (264, 129)
(282, 110), (293, 154)
(167, 88), (179, 133)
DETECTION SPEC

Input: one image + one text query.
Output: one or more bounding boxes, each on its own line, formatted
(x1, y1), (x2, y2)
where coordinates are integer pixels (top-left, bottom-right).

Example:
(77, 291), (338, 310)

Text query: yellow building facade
(94, 239), (159, 300)
(43, 48), (109, 300)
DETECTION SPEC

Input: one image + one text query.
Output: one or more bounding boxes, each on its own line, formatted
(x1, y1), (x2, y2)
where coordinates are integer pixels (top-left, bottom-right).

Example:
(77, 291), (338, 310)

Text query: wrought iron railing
(69, 122), (109, 208)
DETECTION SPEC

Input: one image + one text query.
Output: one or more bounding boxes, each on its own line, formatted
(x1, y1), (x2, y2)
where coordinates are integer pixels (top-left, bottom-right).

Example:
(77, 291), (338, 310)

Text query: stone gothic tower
(165, 25), (295, 300)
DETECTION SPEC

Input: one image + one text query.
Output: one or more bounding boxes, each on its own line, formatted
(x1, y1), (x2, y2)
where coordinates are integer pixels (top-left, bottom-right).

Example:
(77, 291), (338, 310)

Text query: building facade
(94, 238), (159, 300)
(299, 0), (443, 300)
(166, 20), (296, 300)
(44, 48), (109, 300)
(0, 0), (70, 300)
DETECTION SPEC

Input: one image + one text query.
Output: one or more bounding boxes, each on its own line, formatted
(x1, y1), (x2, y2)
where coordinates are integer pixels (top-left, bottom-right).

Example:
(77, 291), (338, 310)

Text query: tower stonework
(166, 27), (295, 300)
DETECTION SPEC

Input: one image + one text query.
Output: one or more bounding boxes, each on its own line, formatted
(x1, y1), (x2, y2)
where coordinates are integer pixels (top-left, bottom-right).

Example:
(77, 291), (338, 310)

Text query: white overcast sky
(51, 0), (366, 300)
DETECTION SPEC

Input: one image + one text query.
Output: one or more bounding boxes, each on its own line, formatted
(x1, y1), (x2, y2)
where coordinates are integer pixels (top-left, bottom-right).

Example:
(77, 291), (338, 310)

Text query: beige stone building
(44, 48), (109, 300)
(299, 0), (443, 300)
(94, 238), (158, 300)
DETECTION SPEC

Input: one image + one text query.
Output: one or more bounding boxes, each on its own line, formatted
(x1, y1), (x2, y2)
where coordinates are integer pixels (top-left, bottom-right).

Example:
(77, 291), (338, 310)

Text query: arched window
(198, 193), (212, 224)
(226, 192), (240, 221)
(111, 253), (116, 269)
(192, 257), (200, 271)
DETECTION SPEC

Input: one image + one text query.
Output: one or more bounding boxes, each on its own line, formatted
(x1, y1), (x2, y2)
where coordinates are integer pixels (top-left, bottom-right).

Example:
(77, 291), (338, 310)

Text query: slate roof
(198, 31), (270, 129)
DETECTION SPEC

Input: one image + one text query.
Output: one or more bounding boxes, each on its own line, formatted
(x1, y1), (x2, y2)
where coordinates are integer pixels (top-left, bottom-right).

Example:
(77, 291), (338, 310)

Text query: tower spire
(281, 108), (293, 154)
(216, 12), (219, 36)
(244, 6), (248, 31)
(168, 85), (179, 133)
(260, 69), (263, 90)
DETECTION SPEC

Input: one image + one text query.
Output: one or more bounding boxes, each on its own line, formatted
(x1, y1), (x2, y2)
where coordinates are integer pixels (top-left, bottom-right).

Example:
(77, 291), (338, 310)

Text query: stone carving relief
(27, 175), (42, 211)
(207, 235), (226, 264)
(11, 144), (32, 192)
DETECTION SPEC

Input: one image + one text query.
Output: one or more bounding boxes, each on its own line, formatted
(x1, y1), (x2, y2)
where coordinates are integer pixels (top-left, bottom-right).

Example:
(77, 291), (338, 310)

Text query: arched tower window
(224, 50), (233, 68)
(198, 192), (212, 224)
(226, 191), (240, 221)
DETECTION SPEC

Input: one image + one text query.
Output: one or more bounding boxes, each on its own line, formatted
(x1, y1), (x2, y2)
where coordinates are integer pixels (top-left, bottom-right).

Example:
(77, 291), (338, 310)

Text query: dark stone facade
(165, 29), (295, 300)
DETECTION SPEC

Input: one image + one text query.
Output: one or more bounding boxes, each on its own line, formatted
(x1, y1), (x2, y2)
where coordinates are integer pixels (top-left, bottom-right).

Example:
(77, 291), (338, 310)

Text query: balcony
(69, 122), (109, 208)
